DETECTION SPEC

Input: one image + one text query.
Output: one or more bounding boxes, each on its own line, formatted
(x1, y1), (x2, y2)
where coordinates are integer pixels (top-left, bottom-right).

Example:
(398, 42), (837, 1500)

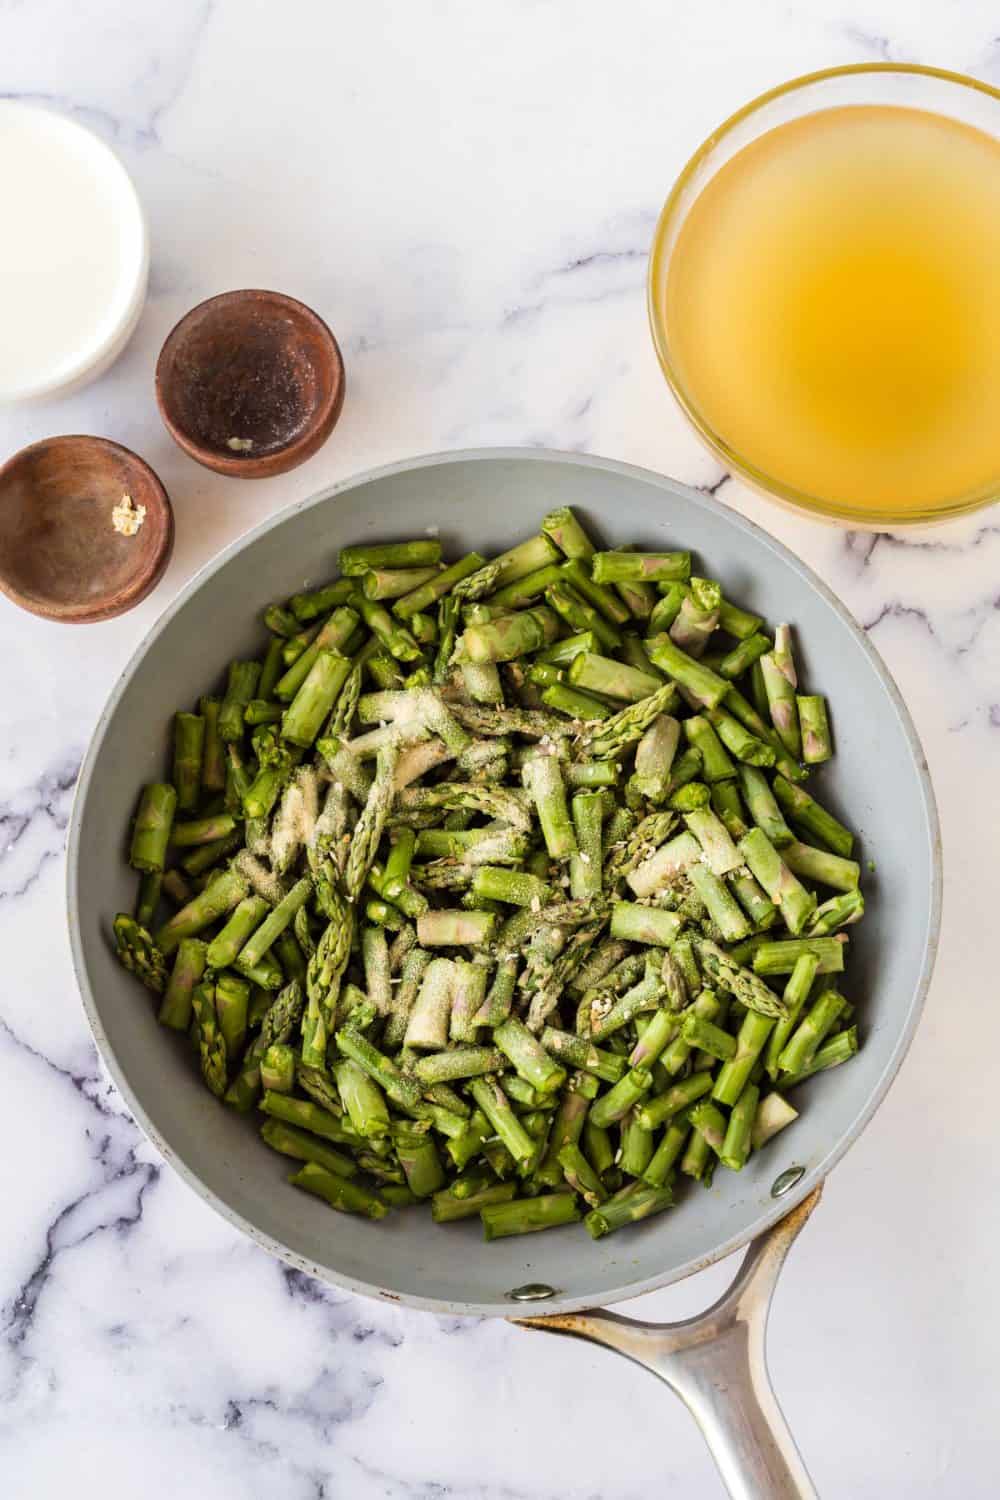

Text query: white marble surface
(1, 3), (998, 1495)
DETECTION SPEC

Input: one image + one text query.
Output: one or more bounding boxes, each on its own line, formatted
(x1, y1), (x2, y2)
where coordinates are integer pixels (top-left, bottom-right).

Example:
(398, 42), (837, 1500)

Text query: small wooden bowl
(0, 436), (173, 623)
(155, 290), (345, 478)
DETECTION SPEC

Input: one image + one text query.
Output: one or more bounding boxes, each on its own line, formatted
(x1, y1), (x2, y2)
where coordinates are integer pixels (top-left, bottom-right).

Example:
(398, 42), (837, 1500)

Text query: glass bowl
(648, 64), (1000, 526)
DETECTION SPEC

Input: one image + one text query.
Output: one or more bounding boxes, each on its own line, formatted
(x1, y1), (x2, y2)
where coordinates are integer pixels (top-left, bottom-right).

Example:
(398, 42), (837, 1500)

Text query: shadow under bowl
(155, 289), (345, 478)
(0, 435), (173, 623)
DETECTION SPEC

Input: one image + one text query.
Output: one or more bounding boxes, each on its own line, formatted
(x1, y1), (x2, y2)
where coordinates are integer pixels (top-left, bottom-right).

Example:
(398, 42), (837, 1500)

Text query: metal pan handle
(514, 1185), (822, 1500)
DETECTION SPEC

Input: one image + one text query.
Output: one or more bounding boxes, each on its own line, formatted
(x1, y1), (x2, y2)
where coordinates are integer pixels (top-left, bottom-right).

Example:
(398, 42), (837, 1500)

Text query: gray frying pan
(68, 450), (941, 1497)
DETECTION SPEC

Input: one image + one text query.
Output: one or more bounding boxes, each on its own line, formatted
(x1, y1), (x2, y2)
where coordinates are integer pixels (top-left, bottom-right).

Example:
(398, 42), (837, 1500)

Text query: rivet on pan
(506, 1283), (557, 1302)
(771, 1166), (806, 1199)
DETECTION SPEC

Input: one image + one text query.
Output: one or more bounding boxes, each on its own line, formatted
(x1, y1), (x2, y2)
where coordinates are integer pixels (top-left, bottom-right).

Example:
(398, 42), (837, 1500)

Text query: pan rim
(66, 445), (942, 1316)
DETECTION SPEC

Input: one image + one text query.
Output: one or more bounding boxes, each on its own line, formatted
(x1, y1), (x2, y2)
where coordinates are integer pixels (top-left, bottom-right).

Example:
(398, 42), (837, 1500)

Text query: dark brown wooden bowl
(0, 436), (173, 624)
(155, 289), (345, 478)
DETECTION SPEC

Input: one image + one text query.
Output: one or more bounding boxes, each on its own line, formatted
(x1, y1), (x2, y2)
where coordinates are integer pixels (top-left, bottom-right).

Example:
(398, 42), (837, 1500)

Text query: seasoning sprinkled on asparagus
(109, 506), (866, 1241)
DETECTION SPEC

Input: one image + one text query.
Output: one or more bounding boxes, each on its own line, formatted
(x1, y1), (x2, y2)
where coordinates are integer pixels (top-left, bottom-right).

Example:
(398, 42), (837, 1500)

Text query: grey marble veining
(1, 2), (998, 1495)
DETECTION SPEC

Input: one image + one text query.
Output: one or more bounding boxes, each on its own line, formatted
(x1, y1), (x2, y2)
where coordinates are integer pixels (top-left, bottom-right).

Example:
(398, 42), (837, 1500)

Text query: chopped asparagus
(110, 507), (867, 1240)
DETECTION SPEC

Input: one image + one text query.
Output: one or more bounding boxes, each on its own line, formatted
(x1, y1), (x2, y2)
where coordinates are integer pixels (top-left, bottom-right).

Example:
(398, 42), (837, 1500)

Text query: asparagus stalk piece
(204, 895), (269, 970)
(585, 1182), (673, 1238)
(197, 696), (226, 792)
(706, 708), (776, 768)
(393, 552), (486, 619)
(404, 957), (457, 1049)
(341, 539), (442, 575)
(636, 1069), (715, 1131)
(264, 602), (302, 635)
(276, 608), (362, 701)
(752, 936), (846, 977)
(619, 1110), (654, 1177)
(219, 661), (261, 742)
(260, 1042), (295, 1094)
(807, 889), (865, 935)
(471, 865), (551, 908)
(781, 1025), (858, 1085)
(237, 877), (312, 969)
(643, 1112), (692, 1186)
(416, 910), (496, 947)
(781, 839), (860, 892)
(684, 807), (742, 875)
(589, 961), (664, 1041)
(258, 636), (286, 703)
(625, 829), (699, 898)
(129, 783), (177, 872)
(687, 862), (751, 943)
(170, 814), (238, 848)
(481, 1193), (582, 1239)
(215, 972), (249, 1060)
(578, 681), (678, 761)
(290, 1162), (388, 1219)
(467, 1076), (536, 1165)
(588, 1065), (655, 1128)
(660, 988), (719, 1076)
(343, 740), (399, 901)
(797, 694), (832, 764)
(155, 867), (250, 956)
(172, 713), (205, 812)
(628, 715), (680, 804)
(494, 1017), (568, 1095)
(592, 551), (691, 584)
(718, 632), (772, 679)
(333, 1057), (391, 1143)
(432, 1182), (518, 1222)
(113, 915), (167, 993)
(159, 938), (207, 1030)
(540, 506), (596, 560)
(394, 1123), (446, 1197)
(696, 938), (788, 1019)
(647, 636), (730, 710)
(541, 683), (612, 720)
(772, 776), (855, 857)
(362, 565), (442, 600)
(449, 959), (489, 1042)
(191, 980), (227, 1098)
(739, 828), (817, 936)
(568, 790), (604, 900)
(522, 751), (577, 859)
(751, 1092), (799, 1149)
(261, 1089), (357, 1145)
(610, 902), (683, 948)
(560, 557), (631, 626)
(764, 952), (820, 1080)
(778, 988), (847, 1074)
(412, 1047), (505, 1084)
(714, 1009), (775, 1106)
(669, 577), (721, 658)
(540, 1029), (626, 1084)
(545, 580), (623, 653)
(558, 1142), (608, 1206)
(680, 1012), (737, 1062)
(720, 1082), (759, 1170)
(759, 627), (801, 759)
(282, 651), (354, 747)
(568, 652), (662, 702)
(462, 606), (560, 664)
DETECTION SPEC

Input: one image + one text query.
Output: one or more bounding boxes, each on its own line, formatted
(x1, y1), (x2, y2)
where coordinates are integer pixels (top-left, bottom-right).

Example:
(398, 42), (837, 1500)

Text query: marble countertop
(2, 3), (998, 1495)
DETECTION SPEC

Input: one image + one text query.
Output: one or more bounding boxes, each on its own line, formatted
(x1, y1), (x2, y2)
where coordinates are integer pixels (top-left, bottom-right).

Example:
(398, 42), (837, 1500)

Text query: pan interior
(68, 451), (938, 1316)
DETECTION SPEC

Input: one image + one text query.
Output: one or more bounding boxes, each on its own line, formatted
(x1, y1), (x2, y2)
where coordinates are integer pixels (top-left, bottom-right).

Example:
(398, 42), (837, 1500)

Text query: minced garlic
(111, 493), (146, 536)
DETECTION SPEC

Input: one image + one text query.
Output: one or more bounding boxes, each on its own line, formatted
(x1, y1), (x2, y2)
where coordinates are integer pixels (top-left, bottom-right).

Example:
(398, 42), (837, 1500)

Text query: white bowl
(0, 101), (149, 403)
